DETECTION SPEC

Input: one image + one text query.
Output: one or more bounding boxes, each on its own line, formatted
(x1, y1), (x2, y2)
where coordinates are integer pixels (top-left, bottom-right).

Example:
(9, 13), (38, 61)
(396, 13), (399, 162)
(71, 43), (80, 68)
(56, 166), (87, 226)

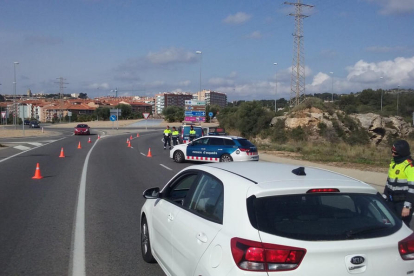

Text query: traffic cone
(59, 147), (65, 158)
(137, 133), (139, 137)
(126, 138), (129, 143)
(98, 135), (100, 139)
(147, 148), (152, 157)
(78, 141), (82, 149)
(32, 163), (43, 179)
(88, 137), (91, 143)
(127, 141), (131, 148)
(130, 135), (133, 140)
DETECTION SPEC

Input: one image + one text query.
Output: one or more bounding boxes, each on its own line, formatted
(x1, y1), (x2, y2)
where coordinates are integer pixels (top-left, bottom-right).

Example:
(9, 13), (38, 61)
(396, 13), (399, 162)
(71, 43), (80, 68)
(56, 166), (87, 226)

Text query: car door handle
(197, 232), (208, 243)
(168, 214), (174, 222)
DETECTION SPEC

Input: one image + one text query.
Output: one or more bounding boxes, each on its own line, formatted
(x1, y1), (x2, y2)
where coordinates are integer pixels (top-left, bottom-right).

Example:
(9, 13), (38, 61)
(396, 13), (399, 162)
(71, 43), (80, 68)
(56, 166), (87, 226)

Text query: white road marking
(140, 153), (146, 156)
(70, 140), (99, 276)
(27, 142), (43, 147)
(14, 145), (31, 151)
(160, 164), (172, 171)
(0, 138), (65, 163)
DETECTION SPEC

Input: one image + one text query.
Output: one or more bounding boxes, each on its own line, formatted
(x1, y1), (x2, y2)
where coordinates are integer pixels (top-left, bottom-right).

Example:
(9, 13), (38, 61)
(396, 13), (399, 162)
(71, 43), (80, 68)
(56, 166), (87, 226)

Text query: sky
(0, 0), (413, 101)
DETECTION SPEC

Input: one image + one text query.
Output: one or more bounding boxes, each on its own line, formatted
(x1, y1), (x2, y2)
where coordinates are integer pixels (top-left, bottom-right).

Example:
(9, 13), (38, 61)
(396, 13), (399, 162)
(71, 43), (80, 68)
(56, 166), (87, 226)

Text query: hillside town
(0, 89), (227, 123)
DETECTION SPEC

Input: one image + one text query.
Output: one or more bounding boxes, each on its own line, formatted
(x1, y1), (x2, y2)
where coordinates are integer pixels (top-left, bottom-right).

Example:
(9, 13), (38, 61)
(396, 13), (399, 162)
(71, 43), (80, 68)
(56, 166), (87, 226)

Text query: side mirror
(143, 187), (160, 199)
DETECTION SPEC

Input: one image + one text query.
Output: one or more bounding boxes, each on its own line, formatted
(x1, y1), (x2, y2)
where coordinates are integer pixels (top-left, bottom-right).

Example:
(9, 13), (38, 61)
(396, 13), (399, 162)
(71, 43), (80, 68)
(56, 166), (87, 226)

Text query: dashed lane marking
(140, 153), (146, 156)
(14, 145), (31, 151)
(160, 164), (172, 171)
(27, 142), (43, 147)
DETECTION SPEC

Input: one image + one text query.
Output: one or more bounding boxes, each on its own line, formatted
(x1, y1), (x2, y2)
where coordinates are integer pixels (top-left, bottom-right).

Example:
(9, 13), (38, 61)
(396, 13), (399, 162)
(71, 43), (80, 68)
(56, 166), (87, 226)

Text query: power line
(285, 0), (313, 107)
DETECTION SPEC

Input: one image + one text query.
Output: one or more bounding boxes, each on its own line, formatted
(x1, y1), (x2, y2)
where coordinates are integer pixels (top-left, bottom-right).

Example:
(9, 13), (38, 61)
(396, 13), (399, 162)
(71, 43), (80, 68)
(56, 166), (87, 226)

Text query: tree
(162, 106), (184, 122)
(0, 94), (5, 102)
(115, 104), (132, 119)
(78, 93), (88, 99)
(94, 107), (110, 121)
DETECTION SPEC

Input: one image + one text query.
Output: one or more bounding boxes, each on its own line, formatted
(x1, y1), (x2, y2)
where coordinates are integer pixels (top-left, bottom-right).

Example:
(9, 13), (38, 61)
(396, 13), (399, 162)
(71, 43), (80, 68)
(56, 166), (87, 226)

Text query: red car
(74, 124), (90, 135)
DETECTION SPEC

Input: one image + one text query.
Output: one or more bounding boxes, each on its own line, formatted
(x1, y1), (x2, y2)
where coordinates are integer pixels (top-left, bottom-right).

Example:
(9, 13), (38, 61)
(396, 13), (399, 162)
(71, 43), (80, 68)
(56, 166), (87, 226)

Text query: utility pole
(55, 77), (68, 123)
(285, 0), (313, 107)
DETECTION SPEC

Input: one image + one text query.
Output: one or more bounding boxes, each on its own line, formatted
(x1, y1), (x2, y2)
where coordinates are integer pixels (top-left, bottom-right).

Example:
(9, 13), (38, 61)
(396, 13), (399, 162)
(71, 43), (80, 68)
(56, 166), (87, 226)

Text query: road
(0, 129), (189, 276)
(1, 128), (413, 275)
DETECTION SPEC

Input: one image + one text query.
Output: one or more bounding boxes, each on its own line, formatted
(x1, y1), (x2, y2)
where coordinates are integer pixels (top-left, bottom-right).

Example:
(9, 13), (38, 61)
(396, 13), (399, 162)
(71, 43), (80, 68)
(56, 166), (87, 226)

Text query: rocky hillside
(270, 107), (413, 145)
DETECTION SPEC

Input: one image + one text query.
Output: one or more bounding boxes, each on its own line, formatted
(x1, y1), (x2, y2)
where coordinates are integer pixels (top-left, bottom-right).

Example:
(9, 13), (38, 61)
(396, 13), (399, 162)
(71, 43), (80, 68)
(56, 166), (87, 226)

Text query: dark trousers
(164, 137), (171, 147)
(172, 137), (178, 146)
(387, 201), (413, 227)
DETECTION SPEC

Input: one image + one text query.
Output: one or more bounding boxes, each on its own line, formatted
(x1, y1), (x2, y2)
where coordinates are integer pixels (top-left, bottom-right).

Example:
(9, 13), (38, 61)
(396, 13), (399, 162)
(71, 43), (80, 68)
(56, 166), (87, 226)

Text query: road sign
(143, 113), (150, 119)
(185, 116), (206, 122)
(185, 111), (205, 117)
(68, 111), (72, 117)
(209, 112), (213, 117)
(185, 100), (206, 106)
(185, 105), (205, 111)
(110, 115), (117, 121)
(1, 111), (5, 118)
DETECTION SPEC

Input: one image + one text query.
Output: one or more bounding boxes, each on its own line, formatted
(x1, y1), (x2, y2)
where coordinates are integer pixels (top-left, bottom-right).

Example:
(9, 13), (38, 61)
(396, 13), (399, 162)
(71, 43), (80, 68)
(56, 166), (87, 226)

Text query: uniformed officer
(172, 127), (180, 146)
(189, 126), (196, 142)
(163, 125), (172, 149)
(383, 140), (414, 226)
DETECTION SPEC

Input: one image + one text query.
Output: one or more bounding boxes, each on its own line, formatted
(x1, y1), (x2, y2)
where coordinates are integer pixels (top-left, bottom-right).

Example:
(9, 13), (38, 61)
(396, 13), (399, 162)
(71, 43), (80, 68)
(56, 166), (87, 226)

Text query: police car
(170, 135), (259, 163)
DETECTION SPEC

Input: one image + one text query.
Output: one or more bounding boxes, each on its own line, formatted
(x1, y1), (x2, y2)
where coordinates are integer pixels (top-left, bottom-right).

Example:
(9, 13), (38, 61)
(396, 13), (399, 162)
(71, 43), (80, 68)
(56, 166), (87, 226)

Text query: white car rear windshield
(247, 193), (402, 241)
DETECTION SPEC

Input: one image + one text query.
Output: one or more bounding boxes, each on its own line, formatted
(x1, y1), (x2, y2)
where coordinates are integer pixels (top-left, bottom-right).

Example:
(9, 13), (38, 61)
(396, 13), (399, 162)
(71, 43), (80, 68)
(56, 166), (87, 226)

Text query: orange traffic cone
(126, 138), (129, 143)
(88, 137), (91, 143)
(98, 135), (100, 139)
(127, 141), (131, 148)
(130, 135), (133, 140)
(147, 148), (152, 157)
(32, 163), (43, 179)
(137, 133), (140, 137)
(78, 141), (82, 149)
(59, 147), (65, 158)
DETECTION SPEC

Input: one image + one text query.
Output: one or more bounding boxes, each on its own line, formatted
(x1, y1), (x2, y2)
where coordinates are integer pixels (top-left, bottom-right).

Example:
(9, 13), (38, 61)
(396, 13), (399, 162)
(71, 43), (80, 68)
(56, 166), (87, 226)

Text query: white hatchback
(140, 162), (414, 276)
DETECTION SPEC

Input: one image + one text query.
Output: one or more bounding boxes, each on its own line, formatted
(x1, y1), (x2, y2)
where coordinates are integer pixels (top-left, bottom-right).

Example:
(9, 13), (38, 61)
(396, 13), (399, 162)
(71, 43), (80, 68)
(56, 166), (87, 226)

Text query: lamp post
(380, 76), (384, 112)
(329, 72), (334, 102)
(397, 85), (400, 116)
(274, 63), (278, 112)
(13, 62), (19, 129)
(196, 51), (202, 100)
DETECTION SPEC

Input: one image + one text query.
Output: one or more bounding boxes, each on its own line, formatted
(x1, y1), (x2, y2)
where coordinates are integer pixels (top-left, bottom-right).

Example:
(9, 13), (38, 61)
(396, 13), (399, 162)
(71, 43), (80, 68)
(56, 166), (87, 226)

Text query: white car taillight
(231, 237), (306, 271)
(399, 233), (414, 260)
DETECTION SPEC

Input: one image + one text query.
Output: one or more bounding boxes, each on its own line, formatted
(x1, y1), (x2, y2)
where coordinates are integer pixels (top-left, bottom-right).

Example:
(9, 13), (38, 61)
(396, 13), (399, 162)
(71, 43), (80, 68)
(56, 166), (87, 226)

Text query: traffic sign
(185, 100), (206, 106)
(185, 116), (206, 122)
(1, 111), (6, 118)
(185, 105), (205, 111)
(185, 111), (205, 117)
(143, 113), (150, 119)
(209, 112), (213, 117)
(110, 115), (117, 121)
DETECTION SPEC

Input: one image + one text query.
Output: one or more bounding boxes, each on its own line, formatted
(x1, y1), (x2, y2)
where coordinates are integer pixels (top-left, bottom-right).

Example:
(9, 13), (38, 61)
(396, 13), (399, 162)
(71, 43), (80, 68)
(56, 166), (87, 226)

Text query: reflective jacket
(172, 130), (179, 138)
(384, 158), (414, 208)
(164, 129), (172, 137)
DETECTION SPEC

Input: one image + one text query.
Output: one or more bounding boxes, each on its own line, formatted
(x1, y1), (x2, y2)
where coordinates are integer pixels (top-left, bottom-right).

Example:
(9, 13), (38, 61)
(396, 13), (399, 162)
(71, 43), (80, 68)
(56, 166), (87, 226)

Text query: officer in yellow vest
(189, 126), (196, 142)
(171, 127), (180, 146)
(383, 140), (414, 226)
(163, 125), (172, 149)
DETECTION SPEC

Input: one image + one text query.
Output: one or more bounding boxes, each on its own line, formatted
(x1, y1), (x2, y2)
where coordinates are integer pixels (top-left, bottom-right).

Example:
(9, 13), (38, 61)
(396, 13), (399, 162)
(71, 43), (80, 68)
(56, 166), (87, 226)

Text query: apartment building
(196, 90), (227, 108)
(154, 92), (193, 115)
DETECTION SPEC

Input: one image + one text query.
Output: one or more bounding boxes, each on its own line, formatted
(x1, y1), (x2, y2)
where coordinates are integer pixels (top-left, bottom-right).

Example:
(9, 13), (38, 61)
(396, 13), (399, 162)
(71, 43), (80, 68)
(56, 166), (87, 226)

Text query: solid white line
(160, 164), (172, 171)
(14, 145), (31, 151)
(0, 137), (66, 164)
(140, 153), (146, 156)
(71, 140), (99, 276)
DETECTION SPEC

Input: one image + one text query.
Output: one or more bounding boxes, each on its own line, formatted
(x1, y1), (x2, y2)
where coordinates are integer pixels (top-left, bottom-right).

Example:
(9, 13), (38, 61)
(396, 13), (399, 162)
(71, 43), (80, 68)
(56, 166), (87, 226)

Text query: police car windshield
(183, 127), (203, 136)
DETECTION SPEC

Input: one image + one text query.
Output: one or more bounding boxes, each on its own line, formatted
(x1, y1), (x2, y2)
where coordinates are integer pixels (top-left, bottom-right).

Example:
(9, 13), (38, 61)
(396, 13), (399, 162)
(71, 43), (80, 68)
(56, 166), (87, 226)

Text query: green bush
(270, 119), (288, 143)
(318, 122), (327, 135)
(290, 126), (307, 141)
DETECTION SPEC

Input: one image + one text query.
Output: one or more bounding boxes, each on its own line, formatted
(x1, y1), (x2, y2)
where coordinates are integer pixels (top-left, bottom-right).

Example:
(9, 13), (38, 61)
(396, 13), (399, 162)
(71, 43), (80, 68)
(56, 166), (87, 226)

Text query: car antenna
(292, 167), (306, 176)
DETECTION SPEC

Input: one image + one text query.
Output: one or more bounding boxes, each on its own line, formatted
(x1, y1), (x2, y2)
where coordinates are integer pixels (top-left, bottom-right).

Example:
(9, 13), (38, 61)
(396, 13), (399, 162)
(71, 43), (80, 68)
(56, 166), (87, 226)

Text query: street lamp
(274, 63), (278, 112)
(196, 51), (202, 100)
(397, 85), (400, 116)
(13, 62), (19, 129)
(329, 72), (334, 102)
(380, 76), (384, 111)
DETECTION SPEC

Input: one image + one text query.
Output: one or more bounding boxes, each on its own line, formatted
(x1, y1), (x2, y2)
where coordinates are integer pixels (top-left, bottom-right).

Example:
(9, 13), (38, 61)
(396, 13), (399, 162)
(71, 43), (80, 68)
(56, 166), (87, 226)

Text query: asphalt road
(0, 129), (191, 276)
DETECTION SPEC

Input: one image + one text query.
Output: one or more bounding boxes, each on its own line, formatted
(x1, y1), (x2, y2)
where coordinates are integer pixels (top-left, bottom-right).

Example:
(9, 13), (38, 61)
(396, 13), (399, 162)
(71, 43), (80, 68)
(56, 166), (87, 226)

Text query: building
(196, 90), (227, 108)
(154, 92), (193, 115)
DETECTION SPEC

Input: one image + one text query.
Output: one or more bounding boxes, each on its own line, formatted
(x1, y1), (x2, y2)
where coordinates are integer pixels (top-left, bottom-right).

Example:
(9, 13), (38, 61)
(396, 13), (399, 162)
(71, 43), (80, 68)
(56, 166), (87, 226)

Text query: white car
(170, 135), (259, 163)
(140, 162), (414, 276)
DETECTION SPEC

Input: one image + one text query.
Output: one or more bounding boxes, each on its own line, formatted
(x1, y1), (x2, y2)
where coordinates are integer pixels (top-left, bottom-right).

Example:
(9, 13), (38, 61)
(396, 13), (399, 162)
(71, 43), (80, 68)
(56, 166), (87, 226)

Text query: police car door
(186, 137), (209, 161)
(207, 138), (225, 160)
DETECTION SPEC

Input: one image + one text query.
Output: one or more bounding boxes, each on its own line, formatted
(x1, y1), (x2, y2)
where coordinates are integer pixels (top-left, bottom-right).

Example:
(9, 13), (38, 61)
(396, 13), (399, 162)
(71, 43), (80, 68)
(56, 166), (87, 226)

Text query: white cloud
(366, 0), (414, 15)
(245, 31), (262, 39)
(178, 80), (191, 86)
(311, 72), (330, 86)
(146, 47), (197, 65)
(208, 77), (235, 86)
(223, 12), (252, 25)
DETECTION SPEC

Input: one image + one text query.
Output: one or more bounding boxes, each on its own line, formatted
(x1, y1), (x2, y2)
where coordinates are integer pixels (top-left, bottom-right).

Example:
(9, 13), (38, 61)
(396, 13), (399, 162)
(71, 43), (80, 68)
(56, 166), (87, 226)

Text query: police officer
(189, 126), (196, 142)
(171, 127), (180, 146)
(383, 140), (414, 226)
(163, 125), (172, 149)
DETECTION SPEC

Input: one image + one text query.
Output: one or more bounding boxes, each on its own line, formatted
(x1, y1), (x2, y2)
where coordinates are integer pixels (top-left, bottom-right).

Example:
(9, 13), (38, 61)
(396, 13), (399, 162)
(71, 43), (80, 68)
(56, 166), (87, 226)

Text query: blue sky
(0, 0), (413, 101)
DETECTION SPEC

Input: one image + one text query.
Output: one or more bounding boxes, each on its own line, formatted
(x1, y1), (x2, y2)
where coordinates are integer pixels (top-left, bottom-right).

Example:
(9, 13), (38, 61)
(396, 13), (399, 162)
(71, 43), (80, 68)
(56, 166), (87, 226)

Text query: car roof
(195, 162), (377, 195)
(202, 135), (244, 139)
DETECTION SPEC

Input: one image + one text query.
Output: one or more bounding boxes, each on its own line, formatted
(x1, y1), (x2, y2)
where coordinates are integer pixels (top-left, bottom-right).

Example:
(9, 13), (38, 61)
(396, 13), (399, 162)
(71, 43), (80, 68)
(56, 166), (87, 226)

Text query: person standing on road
(189, 126), (196, 142)
(383, 140), (414, 227)
(163, 125), (172, 150)
(172, 127), (179, 146)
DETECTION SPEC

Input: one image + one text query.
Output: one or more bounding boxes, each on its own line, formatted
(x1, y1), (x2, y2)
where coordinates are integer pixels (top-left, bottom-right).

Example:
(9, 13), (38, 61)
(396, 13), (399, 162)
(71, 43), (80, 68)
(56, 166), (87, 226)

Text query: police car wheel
(220, 154), (233, 162)
(174, 151), (184, 163)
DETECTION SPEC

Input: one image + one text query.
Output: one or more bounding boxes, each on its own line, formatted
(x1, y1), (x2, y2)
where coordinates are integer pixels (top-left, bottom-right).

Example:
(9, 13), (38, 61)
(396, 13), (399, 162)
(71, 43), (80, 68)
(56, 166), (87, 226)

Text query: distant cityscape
(0, 89), (227, 122)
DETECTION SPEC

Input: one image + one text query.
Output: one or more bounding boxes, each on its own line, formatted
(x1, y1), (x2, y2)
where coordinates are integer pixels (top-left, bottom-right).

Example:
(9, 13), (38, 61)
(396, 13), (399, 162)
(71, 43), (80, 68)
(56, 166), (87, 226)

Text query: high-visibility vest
(189, 130), (196, 136)
(384, 158), (414, 208)
(164, 129), (172, 136)
(172, 131), (179, 138)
